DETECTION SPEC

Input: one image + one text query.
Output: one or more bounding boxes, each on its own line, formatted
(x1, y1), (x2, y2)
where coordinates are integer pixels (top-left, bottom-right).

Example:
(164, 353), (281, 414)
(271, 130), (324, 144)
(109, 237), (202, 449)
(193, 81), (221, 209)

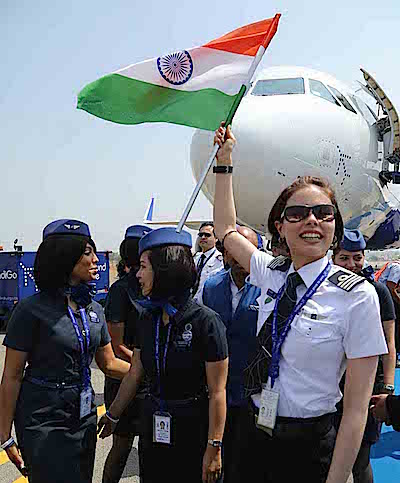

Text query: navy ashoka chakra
(157, 50), (193, 85)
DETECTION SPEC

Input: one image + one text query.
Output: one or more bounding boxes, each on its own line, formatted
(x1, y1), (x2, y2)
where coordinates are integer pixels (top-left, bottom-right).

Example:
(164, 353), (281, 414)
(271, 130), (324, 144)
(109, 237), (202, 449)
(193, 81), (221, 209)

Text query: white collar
(202, 247), (216, 257)
(287, 256), (329, 288)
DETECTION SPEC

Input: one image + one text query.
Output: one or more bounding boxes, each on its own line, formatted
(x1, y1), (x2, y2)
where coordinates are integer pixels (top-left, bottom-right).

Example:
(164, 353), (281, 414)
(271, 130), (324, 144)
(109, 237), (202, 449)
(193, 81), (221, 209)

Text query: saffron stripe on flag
(204, 16), (281, 55)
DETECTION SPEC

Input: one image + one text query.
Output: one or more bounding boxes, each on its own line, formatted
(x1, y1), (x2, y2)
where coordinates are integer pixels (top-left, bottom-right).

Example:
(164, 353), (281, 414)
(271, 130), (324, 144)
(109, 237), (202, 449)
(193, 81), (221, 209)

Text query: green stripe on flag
(77, 74), (239, 131)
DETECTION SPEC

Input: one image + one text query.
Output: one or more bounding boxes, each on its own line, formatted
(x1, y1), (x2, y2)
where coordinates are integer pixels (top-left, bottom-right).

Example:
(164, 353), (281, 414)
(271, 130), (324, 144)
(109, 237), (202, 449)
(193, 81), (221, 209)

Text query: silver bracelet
(0, 436), (15, 451)
(105, 410), (119, 424)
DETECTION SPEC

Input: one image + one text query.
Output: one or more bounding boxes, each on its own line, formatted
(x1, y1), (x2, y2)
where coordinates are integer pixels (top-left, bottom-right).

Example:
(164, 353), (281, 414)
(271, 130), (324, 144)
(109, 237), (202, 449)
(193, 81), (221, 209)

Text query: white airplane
(144, 195), (206, 230)
(189, 65), (400, 250)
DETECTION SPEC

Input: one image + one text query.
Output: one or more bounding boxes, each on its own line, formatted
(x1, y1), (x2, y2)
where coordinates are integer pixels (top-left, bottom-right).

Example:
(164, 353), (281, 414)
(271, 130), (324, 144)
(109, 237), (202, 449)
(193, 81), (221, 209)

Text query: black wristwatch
(208, 439), (223, 448)
(213, 165), (233, 174)
(382, 384), (395, 394)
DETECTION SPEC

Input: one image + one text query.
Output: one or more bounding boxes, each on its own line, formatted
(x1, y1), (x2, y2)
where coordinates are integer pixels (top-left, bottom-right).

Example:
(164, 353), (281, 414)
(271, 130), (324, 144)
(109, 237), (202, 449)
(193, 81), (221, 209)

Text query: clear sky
(1, 0), (400, 251)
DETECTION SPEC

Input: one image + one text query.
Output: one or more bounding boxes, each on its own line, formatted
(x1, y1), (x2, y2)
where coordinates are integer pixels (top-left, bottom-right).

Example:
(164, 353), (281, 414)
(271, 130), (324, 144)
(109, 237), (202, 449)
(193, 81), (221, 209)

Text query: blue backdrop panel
(0, 254), (19, 308)
(371, 369), (400, 481)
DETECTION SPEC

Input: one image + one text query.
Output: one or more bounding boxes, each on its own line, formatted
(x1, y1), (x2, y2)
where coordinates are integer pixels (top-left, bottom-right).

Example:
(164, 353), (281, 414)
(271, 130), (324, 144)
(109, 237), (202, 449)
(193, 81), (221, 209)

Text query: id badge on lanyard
(153, 411), (172, 444)
(256, 378), (279, 435)
(256, 262), (331, 434)
(153, 316), (173, 444)
(67, 306), (92, 419)
(80, 387), (92, 419)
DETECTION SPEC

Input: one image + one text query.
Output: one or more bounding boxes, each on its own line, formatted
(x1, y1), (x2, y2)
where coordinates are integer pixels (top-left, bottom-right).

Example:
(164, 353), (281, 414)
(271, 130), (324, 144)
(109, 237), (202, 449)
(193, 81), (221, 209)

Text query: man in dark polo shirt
(102, 225), (151, 483)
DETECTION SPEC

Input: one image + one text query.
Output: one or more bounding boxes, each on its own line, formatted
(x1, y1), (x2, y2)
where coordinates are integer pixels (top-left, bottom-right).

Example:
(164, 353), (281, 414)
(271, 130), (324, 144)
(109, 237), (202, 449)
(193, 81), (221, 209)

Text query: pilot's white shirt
(250, 251), (388, 418)
(193, 248), (224, 304)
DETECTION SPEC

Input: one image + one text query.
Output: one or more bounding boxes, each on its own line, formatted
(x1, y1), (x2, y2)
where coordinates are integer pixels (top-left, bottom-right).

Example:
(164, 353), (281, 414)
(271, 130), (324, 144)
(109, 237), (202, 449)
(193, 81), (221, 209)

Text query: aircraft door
(360, 68), (400, 168)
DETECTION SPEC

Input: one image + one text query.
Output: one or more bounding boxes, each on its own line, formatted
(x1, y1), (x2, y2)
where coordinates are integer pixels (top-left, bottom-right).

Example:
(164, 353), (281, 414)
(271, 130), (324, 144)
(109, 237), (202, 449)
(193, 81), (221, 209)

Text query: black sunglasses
(281, 204), (336, 223)
(198, 232), (212, 238)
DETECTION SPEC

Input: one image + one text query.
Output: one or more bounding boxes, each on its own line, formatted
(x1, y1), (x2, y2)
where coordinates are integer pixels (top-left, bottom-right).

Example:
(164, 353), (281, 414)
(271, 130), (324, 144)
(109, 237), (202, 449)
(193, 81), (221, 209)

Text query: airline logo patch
(328, 270), (365, 291)
(64, 223), (81, 230)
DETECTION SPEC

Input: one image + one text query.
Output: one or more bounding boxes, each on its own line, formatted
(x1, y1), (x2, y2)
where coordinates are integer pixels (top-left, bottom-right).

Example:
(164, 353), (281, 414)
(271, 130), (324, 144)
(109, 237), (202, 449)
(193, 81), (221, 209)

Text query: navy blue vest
(203, 270), (260, 407)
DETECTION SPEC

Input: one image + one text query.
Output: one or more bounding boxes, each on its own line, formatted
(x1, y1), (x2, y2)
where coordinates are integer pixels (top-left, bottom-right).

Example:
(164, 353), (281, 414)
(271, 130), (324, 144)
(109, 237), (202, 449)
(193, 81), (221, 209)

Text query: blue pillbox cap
(43, 219), (91, 240)
(124, 225), (152, 239)
(340, 228), (366, 252)
(139, 227), (192, 255)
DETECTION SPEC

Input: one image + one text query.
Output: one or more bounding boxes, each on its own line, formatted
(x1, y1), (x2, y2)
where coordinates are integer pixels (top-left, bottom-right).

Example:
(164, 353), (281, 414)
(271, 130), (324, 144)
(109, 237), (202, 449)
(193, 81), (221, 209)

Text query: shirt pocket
(293, 316), (335, 340)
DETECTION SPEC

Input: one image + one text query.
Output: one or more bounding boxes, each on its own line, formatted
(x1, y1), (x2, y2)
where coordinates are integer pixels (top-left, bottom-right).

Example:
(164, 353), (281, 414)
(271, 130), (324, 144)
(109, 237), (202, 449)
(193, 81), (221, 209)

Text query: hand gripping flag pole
(176, 14), (281, 233)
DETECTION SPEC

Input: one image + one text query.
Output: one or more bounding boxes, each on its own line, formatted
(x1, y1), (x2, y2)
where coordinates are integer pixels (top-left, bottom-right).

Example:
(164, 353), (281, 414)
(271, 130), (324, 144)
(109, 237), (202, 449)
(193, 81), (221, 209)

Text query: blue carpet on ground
(371, 369), (400, 482)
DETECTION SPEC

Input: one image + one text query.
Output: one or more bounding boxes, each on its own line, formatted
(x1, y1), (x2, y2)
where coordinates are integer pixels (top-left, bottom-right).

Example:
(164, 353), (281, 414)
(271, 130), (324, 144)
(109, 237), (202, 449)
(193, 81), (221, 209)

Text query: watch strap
(207, 439), (223, 448)
(383, 384), (395, 394)
(213, 165), (233, 174)
(105, 410), (120, 424)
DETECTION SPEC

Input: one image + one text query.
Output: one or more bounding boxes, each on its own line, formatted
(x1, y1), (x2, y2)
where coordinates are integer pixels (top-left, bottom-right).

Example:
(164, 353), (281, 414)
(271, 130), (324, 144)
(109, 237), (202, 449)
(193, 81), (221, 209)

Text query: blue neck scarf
(64, 282), (96, 307)
(361, 265), (375, 281)
(135, 297), (178, 317)
(135, 291), (192, 318)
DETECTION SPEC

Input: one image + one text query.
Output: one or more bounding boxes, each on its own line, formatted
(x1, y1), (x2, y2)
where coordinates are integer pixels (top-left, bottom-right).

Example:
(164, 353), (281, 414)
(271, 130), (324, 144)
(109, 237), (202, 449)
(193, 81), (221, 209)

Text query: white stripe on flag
(115, 47), (253, 95)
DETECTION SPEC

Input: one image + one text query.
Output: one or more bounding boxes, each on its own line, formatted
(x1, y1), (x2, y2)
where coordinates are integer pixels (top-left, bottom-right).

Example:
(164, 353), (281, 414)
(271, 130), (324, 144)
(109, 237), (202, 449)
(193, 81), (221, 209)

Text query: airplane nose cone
(190, 94), (313, 232)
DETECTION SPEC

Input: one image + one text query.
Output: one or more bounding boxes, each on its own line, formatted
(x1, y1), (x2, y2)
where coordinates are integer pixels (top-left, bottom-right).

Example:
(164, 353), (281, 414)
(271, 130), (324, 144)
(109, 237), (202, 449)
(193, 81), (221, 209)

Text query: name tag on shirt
(153, 412), (172, 444)
(80, 388), (92, 419)
(256, 379), (279, 434)
(89, 311), (99, 323)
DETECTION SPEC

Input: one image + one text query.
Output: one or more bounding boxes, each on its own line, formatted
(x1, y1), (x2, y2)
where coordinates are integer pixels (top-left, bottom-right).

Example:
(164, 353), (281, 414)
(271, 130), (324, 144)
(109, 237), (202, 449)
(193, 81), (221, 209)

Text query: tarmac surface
(10, 332), (400, 483)
(0, 334), (140, 483)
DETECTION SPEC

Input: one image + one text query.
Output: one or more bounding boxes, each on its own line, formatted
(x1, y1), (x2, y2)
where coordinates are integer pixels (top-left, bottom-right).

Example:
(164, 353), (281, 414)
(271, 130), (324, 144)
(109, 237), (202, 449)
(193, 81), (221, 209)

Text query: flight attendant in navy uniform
(98, 227), (229, 483)
(0, 219), (130, 483)
(102, 225), (152, 483)
(213, 123), (388, 483)
(332, 229), (396, 483)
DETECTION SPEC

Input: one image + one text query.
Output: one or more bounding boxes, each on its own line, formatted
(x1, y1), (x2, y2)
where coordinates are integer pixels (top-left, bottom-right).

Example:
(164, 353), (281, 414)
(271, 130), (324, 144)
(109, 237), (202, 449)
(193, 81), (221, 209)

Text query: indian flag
(77, 16), (281, 131)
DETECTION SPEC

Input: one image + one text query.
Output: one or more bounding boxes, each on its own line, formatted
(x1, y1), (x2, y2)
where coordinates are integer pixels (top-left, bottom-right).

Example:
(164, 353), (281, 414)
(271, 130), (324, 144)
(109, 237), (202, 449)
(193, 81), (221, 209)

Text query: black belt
(249, 399), (334, 438)
(148, 393), (207, 408)
(25, 376), (81, 390)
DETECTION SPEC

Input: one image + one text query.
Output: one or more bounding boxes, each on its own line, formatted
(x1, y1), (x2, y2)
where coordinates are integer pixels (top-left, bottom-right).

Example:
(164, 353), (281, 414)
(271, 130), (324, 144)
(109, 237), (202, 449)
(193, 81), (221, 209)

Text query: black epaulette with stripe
(267, 255), (291, 272)
(328, 270), (366, 292)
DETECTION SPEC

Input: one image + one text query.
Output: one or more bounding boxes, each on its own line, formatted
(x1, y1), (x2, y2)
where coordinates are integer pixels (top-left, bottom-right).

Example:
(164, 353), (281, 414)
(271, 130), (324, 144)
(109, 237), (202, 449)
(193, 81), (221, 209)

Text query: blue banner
(0, 251), (110, 308)
(0, 254), (19, 309)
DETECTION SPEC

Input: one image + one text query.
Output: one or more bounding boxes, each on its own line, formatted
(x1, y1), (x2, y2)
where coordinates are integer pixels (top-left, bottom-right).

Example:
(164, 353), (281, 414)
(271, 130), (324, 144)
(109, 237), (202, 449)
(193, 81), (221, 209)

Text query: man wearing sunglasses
(193, 222), (224, 303)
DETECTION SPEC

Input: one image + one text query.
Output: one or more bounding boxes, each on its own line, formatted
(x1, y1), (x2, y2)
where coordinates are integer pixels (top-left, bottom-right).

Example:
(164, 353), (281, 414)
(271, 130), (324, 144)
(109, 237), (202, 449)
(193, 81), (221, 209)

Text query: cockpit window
(349, 95), (377, 125)
(251, 78), (305, 96)
(309, 79), (340, 106)
(328, 86), (357, 114)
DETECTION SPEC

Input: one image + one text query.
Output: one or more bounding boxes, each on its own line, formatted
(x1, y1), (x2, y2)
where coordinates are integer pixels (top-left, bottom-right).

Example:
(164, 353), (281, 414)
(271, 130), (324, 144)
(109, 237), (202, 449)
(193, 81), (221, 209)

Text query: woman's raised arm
(213, 123), (258, 273)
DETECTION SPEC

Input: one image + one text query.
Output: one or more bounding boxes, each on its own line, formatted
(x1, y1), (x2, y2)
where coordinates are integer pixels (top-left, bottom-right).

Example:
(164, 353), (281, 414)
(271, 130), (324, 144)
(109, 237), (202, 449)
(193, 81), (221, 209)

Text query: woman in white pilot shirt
(212, 123), (388, 483)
